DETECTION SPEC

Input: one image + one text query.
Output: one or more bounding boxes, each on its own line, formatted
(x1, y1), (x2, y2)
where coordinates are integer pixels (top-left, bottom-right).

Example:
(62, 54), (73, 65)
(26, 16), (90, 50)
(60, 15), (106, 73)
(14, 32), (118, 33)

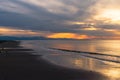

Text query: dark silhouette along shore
(0, 40), (108, 80)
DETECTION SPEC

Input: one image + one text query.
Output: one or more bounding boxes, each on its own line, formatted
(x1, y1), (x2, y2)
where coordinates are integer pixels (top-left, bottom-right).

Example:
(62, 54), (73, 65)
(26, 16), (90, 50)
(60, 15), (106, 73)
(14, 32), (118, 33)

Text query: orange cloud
(0, 27), (46, 36)
(47, 33), (94, 39)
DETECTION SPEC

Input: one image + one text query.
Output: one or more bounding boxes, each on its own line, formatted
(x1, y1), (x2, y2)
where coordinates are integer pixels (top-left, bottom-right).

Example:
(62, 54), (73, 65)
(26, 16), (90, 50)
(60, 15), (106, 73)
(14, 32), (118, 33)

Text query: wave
(50, 48), (120, 64)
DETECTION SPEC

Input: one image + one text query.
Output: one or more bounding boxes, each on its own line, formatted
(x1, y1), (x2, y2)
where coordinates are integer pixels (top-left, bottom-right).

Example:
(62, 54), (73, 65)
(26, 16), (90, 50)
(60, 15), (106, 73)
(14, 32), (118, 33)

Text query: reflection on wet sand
(103, 68), (120, 80)
(74, 58), (95, 70)
(72, 56), (120, 80)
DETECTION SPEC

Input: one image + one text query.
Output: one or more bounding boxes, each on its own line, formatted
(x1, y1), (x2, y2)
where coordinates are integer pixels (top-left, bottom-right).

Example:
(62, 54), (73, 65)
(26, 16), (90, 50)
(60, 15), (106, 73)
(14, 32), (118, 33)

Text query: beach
(0, 40), (109, 80)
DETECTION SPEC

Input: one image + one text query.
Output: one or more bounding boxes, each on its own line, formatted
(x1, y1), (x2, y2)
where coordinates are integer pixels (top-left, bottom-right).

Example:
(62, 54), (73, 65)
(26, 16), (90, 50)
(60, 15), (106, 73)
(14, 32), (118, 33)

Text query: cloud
(0, 0), (95, 28)
(0, 0), (31, 14)
(0, 26), (50, 36)
(89, 0), (120, 22)
(0, 0), (120, 39)
(20, 0), (78, 15)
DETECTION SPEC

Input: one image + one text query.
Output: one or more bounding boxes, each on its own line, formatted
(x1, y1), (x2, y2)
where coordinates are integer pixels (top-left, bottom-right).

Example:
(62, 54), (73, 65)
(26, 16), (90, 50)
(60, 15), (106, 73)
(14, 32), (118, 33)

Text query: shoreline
(0, 41), (108, 80)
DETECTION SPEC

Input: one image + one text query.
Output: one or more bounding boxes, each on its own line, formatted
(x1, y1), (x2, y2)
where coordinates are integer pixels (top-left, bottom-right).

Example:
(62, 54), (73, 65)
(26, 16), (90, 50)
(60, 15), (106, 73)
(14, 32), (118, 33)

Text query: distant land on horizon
(0, 36), (117, 40)
(0, 36), (83, 40)
(0, 36), (47, 40)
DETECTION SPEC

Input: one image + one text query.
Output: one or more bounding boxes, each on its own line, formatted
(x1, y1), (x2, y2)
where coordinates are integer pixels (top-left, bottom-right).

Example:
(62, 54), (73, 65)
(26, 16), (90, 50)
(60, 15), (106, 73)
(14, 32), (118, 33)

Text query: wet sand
(0, 41), (108, 80)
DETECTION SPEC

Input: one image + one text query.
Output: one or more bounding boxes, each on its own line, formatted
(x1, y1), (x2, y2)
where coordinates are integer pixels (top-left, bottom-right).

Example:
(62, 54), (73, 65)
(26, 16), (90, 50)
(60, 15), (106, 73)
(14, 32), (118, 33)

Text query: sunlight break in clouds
(93, 9), (120, 24)
(89, 0), (120, 24)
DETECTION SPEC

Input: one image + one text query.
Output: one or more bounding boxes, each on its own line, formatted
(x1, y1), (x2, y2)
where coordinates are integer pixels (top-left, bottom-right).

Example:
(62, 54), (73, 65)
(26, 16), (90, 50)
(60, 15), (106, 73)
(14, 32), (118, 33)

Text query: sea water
(21, 40), (120, 80)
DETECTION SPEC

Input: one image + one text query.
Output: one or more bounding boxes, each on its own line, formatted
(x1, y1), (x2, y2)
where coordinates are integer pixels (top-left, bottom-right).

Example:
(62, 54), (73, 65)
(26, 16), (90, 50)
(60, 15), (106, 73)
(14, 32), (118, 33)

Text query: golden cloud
(0, 27), (46, 36)
(47, 33), (95, 39)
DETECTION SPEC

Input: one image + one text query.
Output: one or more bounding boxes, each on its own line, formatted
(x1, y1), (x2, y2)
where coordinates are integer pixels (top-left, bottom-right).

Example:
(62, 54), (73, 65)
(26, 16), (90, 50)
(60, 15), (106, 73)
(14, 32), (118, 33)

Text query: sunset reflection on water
(22, 40), (120, 80)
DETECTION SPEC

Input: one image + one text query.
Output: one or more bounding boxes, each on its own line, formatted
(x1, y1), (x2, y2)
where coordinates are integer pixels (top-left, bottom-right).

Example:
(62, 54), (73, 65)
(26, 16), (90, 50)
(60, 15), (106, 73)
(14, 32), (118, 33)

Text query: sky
(0, 0), (120, 39)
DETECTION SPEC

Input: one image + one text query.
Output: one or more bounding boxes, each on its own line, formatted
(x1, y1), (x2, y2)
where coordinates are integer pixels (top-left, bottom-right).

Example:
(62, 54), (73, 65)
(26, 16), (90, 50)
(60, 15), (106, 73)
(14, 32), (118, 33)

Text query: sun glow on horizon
(47, 33), (94, 39)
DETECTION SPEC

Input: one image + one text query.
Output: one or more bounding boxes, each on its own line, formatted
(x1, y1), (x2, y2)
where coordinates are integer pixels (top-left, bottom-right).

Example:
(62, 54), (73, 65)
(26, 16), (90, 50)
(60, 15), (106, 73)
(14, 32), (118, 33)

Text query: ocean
(21, 40), (120, 80)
